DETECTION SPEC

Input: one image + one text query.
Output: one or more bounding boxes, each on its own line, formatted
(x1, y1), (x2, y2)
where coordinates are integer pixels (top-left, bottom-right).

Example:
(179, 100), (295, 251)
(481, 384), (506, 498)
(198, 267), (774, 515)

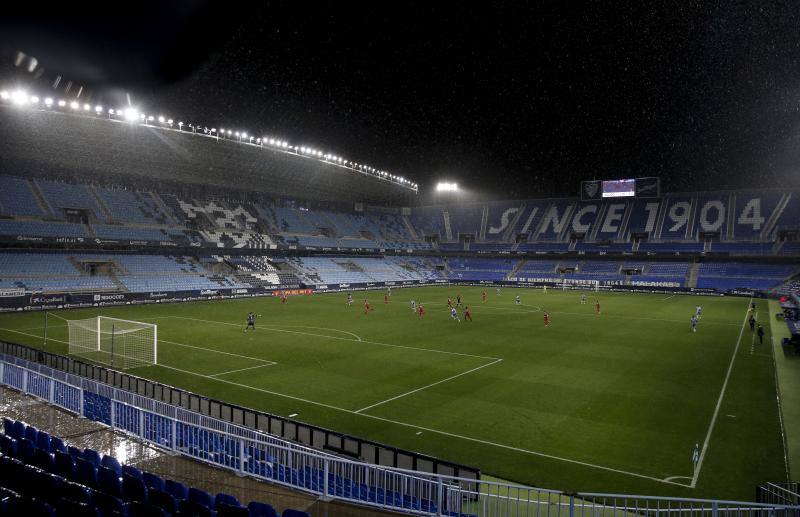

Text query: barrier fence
(2, 353), (799, 516)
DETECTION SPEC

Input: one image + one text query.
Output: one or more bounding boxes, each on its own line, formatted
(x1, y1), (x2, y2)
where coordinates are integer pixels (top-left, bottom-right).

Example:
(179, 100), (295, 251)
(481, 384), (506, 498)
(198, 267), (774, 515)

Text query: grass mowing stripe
(354, 358), (504, 413)
(209, 363), (276, 377)
(691, 298), (752, 488)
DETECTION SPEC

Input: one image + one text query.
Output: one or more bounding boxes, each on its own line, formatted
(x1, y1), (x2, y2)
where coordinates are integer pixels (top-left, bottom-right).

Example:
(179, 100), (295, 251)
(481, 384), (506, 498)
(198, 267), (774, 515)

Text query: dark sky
(4, 2), (800, 199)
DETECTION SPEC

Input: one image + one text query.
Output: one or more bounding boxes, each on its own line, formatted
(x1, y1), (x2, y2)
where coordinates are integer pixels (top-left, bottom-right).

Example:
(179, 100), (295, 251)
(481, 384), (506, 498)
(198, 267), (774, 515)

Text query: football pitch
(0, 286), (787, 500)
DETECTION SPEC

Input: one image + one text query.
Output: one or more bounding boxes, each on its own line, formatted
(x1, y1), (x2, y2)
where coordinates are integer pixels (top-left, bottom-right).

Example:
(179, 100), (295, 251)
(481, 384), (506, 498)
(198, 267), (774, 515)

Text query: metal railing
(3, 353), (800, 516)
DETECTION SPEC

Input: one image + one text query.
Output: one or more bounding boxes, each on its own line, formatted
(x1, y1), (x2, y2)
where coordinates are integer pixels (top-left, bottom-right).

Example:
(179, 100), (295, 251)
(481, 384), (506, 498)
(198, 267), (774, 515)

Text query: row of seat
(1, 418), (308, 517)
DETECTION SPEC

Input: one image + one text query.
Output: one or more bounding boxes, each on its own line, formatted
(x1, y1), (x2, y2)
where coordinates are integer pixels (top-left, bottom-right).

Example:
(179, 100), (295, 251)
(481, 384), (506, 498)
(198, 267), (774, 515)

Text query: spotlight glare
(167, 119), (173, 124)
(108, 108), (114, 114)
(94, 105), (102, 112)
(158, 116), (165, 123)
(0, 91), (8, 100)
(44, 97), (53, 106)
(83, 103), (91, 111)
(70, 101), (79, 110)
(11, 90), (28, 105)
(436, 182), (459, 192)
(58, 100), (66, 107)
(124, 108), (139, 121)
(30, 96), (39, 103)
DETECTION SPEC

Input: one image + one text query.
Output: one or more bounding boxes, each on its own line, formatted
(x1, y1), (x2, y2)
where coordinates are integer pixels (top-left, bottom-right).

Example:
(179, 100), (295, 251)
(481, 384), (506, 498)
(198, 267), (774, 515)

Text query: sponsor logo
(159, 241), (178, 247)
(17, 235), (43, 242)
(231, 288), (248, 294)
(339, 283), (350, 288)
(386, 282), (396, 286)
(189, 242), (201, 247)
(149, 292), (168, 299)
(93, 294), (126, 301)
(584, 181), (600, 198)
(31, 295), (66, 304)
(317, 285), (329, 290)
(200, 289), (219, 296)
(55, 237), (84, 243)
(0, 289), (25, 298)
(94, 238), (119, 244)
(129, 240), (148, 246)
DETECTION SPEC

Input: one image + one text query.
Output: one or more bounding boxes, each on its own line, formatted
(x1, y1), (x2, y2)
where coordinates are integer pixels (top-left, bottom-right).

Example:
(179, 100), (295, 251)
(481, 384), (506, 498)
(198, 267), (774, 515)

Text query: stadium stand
(0, 417), (312, 517)
(0, 176), (46, 217)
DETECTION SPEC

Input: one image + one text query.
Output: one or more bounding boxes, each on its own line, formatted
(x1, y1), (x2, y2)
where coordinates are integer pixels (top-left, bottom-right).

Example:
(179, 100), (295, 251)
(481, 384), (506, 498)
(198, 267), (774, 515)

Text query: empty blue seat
(23, 425), (39, 444)
(147, 488), (178, 514)
(0, 435), (17, 457)
(1, 417), (13, 436)
(164, 479), (188, 500)
(53, 450), (75, 479)
(100, 455), (122, 477)
(97, 465), (122, 498)
(282, 509), (310, 517)
(68, 445), (83, 460)
(49, 437), (66, 454)
(217, 502), (249, 517)
(122, 473), (147, 503)
(215, 492), (240, 508)
(142, 472), (165, 492)
(18, 438), (36, 463)
(82, 448), (102, 467)
(188, 486), (214, 509)
(179, 499), (214, 517)
(35, 432), (51, 453)
(33, 448), (54, 472)
(10, 421), (27, 441)
(75, 457), (98, 487)
(7, 496), (55, 517)
(247, 501), (279, 517)
(122, 464), (142, 480)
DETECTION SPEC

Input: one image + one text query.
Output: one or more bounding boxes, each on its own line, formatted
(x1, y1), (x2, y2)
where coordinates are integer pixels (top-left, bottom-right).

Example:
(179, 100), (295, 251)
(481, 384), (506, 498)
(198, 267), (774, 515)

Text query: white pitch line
(549, 310), (741, 326)
(355, 358), (504, 413)
(154, 361), (685, 486)
(661, 295), (676, 301)
(209, 363), (274, 377)
(157, 315), (500, 360)
(0, 324), (685, 486)
(691, 298), (752, 488)
(159, 339), (276, 366)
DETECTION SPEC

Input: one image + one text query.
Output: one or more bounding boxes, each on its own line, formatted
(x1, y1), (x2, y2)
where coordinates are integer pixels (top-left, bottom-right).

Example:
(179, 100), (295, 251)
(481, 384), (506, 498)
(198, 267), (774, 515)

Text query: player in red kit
(418, 304), (426, 317)
(281, 292), (287, 303)
(482, 290), (486, 303)
(464, 306), (473, 322)
(364, 299), (372, 314)
(384, 293), (389, 304)
(447, 297), (453, 308)
(595, 300), (601, 314)
(543, 311), (550, 327)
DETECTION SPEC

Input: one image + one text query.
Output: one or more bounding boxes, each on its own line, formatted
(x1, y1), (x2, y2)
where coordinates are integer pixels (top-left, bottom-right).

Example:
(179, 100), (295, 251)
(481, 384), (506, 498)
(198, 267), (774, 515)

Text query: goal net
(67, 316), (157, 369)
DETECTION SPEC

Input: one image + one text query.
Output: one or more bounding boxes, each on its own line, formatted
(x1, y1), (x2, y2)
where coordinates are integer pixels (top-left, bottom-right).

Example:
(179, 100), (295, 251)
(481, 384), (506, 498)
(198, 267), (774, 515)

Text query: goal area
(67, 316), (157, 369)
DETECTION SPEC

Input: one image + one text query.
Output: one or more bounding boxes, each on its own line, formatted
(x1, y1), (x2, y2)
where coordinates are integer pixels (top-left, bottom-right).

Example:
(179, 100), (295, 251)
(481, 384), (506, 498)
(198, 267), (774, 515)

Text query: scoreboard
(580, 177), (660, 200)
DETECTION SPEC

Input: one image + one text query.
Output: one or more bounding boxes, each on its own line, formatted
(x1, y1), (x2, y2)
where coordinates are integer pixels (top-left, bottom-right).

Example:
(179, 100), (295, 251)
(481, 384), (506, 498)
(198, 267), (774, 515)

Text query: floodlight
(0, 91), (8, 100)
(30, 96), (39, 103)
(242, 132), (247, 138)
(70, 101), (79, 110)
(436, 182), (459, 192)
(158, 116), (165, 123)
(44, 97), (53, 106)
(124, 108), (138, 121)
(108, 108), (114, 114)
(83, 103), (91, 111)
(94, 105), (102, 112)
(58, 100), (66, 107)
(11, 90), (28, 105)
(147, 115), (154, 121)
(167, 119), (173, 125)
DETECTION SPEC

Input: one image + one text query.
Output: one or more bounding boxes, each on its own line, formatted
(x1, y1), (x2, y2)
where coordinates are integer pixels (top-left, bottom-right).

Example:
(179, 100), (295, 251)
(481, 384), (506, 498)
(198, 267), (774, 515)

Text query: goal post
(67, 316), (157, 369)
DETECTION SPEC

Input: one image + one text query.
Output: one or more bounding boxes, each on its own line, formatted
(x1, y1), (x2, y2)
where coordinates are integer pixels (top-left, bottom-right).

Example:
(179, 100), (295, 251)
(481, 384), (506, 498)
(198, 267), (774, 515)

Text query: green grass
(0, 287), (787, 500)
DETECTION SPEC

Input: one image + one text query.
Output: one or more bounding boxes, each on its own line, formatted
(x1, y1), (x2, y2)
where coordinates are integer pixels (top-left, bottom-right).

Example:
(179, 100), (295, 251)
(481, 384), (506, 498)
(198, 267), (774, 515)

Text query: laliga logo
(584, 182), (599, 198)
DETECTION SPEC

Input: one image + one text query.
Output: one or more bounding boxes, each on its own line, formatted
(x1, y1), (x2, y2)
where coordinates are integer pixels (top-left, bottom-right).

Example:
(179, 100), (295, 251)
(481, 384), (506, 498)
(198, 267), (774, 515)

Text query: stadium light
(70, 101), (79, 110)
(167, 119), (173, 125)
(0, 91), (8, 100)
(83, 103), (91, 111)
(30, 96), (39, 103)
(158, 116), (165, 123)
(94, 105), (102, 113)
(108, 108), (114, 114)
(58, 100), (66, 107)
(11, 90), (28, 105)
(436, 182), (459, 192)
(123, 108), (138, 121)
(44, 97), (53, 106)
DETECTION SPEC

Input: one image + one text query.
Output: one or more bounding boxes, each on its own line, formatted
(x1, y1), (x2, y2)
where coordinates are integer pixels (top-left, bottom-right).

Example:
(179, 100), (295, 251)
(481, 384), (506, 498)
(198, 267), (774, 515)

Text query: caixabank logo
(93, 294), (125, 302)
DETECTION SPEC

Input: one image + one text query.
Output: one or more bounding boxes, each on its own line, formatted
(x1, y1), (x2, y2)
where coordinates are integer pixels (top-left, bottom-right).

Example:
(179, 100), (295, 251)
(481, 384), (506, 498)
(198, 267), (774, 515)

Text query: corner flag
(692, 443), (699, 468)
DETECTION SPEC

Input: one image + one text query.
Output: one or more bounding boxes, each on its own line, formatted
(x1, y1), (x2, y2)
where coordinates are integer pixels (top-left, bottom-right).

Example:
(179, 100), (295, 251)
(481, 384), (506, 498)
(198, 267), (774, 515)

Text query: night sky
(3, 2), (800, 199)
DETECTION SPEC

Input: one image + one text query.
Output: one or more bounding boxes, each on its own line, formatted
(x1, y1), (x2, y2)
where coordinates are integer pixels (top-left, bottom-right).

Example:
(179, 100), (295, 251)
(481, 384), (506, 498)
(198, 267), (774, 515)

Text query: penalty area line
(209, 363), (275, 377)
(354, 358), (503, 413)
(154, 362), (684, 487)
